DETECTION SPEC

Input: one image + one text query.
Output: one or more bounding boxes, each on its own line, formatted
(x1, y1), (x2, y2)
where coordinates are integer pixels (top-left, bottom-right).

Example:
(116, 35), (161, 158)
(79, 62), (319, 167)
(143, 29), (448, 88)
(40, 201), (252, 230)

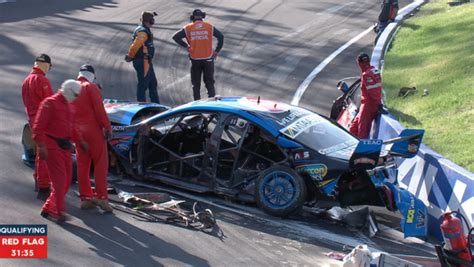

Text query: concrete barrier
(370, 0), (474, 240)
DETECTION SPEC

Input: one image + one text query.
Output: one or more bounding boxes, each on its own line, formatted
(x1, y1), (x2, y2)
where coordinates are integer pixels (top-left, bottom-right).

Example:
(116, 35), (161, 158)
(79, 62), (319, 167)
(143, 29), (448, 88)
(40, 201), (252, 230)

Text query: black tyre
(256, 166), (307, 217)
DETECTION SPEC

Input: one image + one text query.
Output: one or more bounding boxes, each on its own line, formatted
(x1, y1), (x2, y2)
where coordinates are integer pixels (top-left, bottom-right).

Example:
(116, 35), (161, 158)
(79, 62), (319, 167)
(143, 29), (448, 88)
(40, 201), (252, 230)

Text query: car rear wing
(349, 129), (424, 170)
(384, 129), (424, 158)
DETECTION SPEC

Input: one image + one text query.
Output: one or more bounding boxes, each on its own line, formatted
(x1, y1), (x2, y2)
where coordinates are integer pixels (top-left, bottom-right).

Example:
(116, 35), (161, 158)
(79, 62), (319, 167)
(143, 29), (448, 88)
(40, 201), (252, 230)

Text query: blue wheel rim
(259, 171), (298, 210)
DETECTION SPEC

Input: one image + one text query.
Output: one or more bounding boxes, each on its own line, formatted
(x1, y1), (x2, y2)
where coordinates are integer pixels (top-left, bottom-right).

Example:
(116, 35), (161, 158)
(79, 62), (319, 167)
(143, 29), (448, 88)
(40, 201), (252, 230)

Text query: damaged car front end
(285, 117), (428, 238)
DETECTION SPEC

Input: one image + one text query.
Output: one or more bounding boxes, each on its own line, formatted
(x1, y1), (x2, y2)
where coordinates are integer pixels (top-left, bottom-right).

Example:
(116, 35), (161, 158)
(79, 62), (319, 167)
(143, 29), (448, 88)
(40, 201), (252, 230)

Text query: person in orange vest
(349, 53), (383, 139)
(21, 54), (53, 200)
(172, 9), (224, 100)
(72, 65), (113, 213)
(33, 80), (84, 222)
(125, 11), (160, 103)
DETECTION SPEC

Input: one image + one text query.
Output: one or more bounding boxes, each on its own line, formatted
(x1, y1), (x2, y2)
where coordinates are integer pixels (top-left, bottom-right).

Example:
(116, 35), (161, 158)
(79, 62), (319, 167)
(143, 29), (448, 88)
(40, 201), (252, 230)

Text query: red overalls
(72, 77), (112, 201)
(349, 66), (382, 139)
(21, 67), (53, 189)
(32, 93), (75, 217)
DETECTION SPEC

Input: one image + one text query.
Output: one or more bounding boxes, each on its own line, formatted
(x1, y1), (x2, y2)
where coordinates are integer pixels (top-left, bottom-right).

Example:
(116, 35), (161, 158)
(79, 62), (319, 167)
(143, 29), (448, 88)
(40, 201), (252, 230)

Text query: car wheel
(256, 166), (307, 217)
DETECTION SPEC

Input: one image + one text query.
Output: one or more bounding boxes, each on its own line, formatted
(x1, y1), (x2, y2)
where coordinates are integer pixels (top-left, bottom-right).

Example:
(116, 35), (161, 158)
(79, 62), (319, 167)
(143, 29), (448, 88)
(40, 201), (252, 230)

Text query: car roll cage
(137, 111), (291, 193)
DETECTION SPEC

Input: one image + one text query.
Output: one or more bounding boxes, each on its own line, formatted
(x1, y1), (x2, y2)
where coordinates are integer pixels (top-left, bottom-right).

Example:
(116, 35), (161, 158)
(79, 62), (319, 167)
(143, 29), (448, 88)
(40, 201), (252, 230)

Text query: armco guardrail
(370, 0), (474, 240)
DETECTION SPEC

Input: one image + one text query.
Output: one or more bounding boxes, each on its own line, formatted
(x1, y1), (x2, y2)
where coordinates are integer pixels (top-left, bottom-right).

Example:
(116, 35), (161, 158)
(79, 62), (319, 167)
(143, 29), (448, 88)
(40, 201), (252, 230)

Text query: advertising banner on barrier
(375, 113), (474, 240)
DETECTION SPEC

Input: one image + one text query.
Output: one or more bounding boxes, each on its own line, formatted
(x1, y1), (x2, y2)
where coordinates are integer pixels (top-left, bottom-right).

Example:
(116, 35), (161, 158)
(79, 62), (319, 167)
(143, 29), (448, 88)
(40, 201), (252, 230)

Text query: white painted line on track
(291, 26), (374, 106)
(227, 2), (356, 63)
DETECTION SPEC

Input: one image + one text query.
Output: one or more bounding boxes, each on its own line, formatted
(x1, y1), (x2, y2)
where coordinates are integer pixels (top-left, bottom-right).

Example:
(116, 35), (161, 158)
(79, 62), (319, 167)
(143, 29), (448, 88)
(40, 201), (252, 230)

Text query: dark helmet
(79, 64), (95, 74)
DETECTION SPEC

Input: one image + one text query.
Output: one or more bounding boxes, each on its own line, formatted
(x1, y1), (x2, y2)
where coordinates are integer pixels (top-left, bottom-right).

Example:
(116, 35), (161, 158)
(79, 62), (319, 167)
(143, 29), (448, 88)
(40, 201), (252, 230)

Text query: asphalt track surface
(0, 0), (434, 266)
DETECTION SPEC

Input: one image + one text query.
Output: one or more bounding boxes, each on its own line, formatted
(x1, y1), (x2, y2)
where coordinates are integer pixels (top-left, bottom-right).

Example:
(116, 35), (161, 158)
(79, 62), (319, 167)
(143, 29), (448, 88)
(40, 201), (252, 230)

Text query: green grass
(382, 0), (474, 172)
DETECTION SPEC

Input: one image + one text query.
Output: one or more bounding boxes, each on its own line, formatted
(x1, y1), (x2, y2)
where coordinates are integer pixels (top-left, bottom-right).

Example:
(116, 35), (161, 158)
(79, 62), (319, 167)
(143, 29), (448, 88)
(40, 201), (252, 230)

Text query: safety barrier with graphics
(370, 0), (474, 239)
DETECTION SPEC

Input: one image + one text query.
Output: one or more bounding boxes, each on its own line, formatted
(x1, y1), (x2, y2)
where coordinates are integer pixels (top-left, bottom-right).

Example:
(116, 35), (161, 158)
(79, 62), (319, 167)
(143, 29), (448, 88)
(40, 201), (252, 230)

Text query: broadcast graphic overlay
(0, 225), (47, 258)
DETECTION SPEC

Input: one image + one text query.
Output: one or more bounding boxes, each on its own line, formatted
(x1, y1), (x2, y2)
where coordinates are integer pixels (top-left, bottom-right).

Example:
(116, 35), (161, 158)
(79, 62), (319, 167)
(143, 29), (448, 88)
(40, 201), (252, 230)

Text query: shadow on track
(0, 0), (118, 23)
(63, 206), (210, 267)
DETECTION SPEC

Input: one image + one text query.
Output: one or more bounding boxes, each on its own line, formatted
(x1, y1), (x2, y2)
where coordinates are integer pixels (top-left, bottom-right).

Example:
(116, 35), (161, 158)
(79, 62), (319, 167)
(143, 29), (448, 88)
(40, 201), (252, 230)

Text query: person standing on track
(33, 80), (84, 222)
(125, 11), (160, 103)
(349, 53), (382, 139)
(375, 0), (399, 42)
(72, 65), (113, 213)
(172, 9), (224, 100)
(21, 54), (53, 200)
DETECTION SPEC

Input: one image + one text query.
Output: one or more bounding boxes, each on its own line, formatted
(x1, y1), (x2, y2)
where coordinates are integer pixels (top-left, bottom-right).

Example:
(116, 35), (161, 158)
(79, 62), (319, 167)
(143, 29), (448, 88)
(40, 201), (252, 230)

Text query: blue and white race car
(21, 99), (169, 175)
(107, 96), (427, 238)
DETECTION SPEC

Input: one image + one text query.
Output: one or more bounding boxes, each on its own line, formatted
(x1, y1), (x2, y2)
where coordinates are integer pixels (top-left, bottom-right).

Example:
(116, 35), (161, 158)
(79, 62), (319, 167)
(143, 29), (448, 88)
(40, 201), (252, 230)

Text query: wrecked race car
(108, 96), (427, 238)
(330, 77), (362, 130)
(21, 99), (169, 169)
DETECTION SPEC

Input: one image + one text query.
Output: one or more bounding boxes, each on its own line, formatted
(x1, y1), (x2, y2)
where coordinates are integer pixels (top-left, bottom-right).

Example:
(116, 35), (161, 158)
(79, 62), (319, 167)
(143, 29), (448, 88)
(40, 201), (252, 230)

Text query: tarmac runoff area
(108, 175), (439, 263)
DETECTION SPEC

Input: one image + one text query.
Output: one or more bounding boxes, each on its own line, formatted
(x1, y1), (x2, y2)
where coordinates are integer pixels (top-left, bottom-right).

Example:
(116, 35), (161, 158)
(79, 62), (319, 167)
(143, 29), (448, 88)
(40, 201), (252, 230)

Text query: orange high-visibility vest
(184, 21), (213, 60)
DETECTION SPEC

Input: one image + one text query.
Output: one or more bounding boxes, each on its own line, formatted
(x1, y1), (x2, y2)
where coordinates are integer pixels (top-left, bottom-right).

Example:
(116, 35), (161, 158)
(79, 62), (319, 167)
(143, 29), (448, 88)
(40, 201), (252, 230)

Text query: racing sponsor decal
(405, 198), (426, 228)
(362, 140), (383, 146)
(294, 151), (310, 160)
(280, 114), (323, 139)
(318, 140), (357, 155)
(406, 209), (415, 224)
(112, 125), (126, 132)
(275, 109), (309, 127)
(296, 164), (328, 181)
(416, 210), (426, 228)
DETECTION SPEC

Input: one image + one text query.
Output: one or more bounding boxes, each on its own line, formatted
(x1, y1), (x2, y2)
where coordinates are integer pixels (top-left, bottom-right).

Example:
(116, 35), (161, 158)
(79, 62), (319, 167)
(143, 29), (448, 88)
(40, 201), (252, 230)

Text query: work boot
(41, 211), (70, 223)
(80, 200), (97, 210)
(57, 213), (72, 223)
(36, 188), (51, 201)
(95, 199), (113, 213)
(40, 211), (50, 218)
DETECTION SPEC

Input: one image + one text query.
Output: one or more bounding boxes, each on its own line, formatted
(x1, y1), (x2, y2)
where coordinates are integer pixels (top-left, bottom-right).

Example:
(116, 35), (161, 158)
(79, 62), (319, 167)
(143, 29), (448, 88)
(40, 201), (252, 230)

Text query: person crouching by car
(33, 80), (86, 222)
(21, 54), (53, 200)
(72, 64), (113, 213)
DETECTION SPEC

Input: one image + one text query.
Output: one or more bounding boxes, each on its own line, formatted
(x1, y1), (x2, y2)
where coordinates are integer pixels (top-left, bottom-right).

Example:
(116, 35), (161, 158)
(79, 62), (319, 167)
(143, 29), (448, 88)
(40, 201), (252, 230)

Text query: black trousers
(190, 59), (215, 100)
